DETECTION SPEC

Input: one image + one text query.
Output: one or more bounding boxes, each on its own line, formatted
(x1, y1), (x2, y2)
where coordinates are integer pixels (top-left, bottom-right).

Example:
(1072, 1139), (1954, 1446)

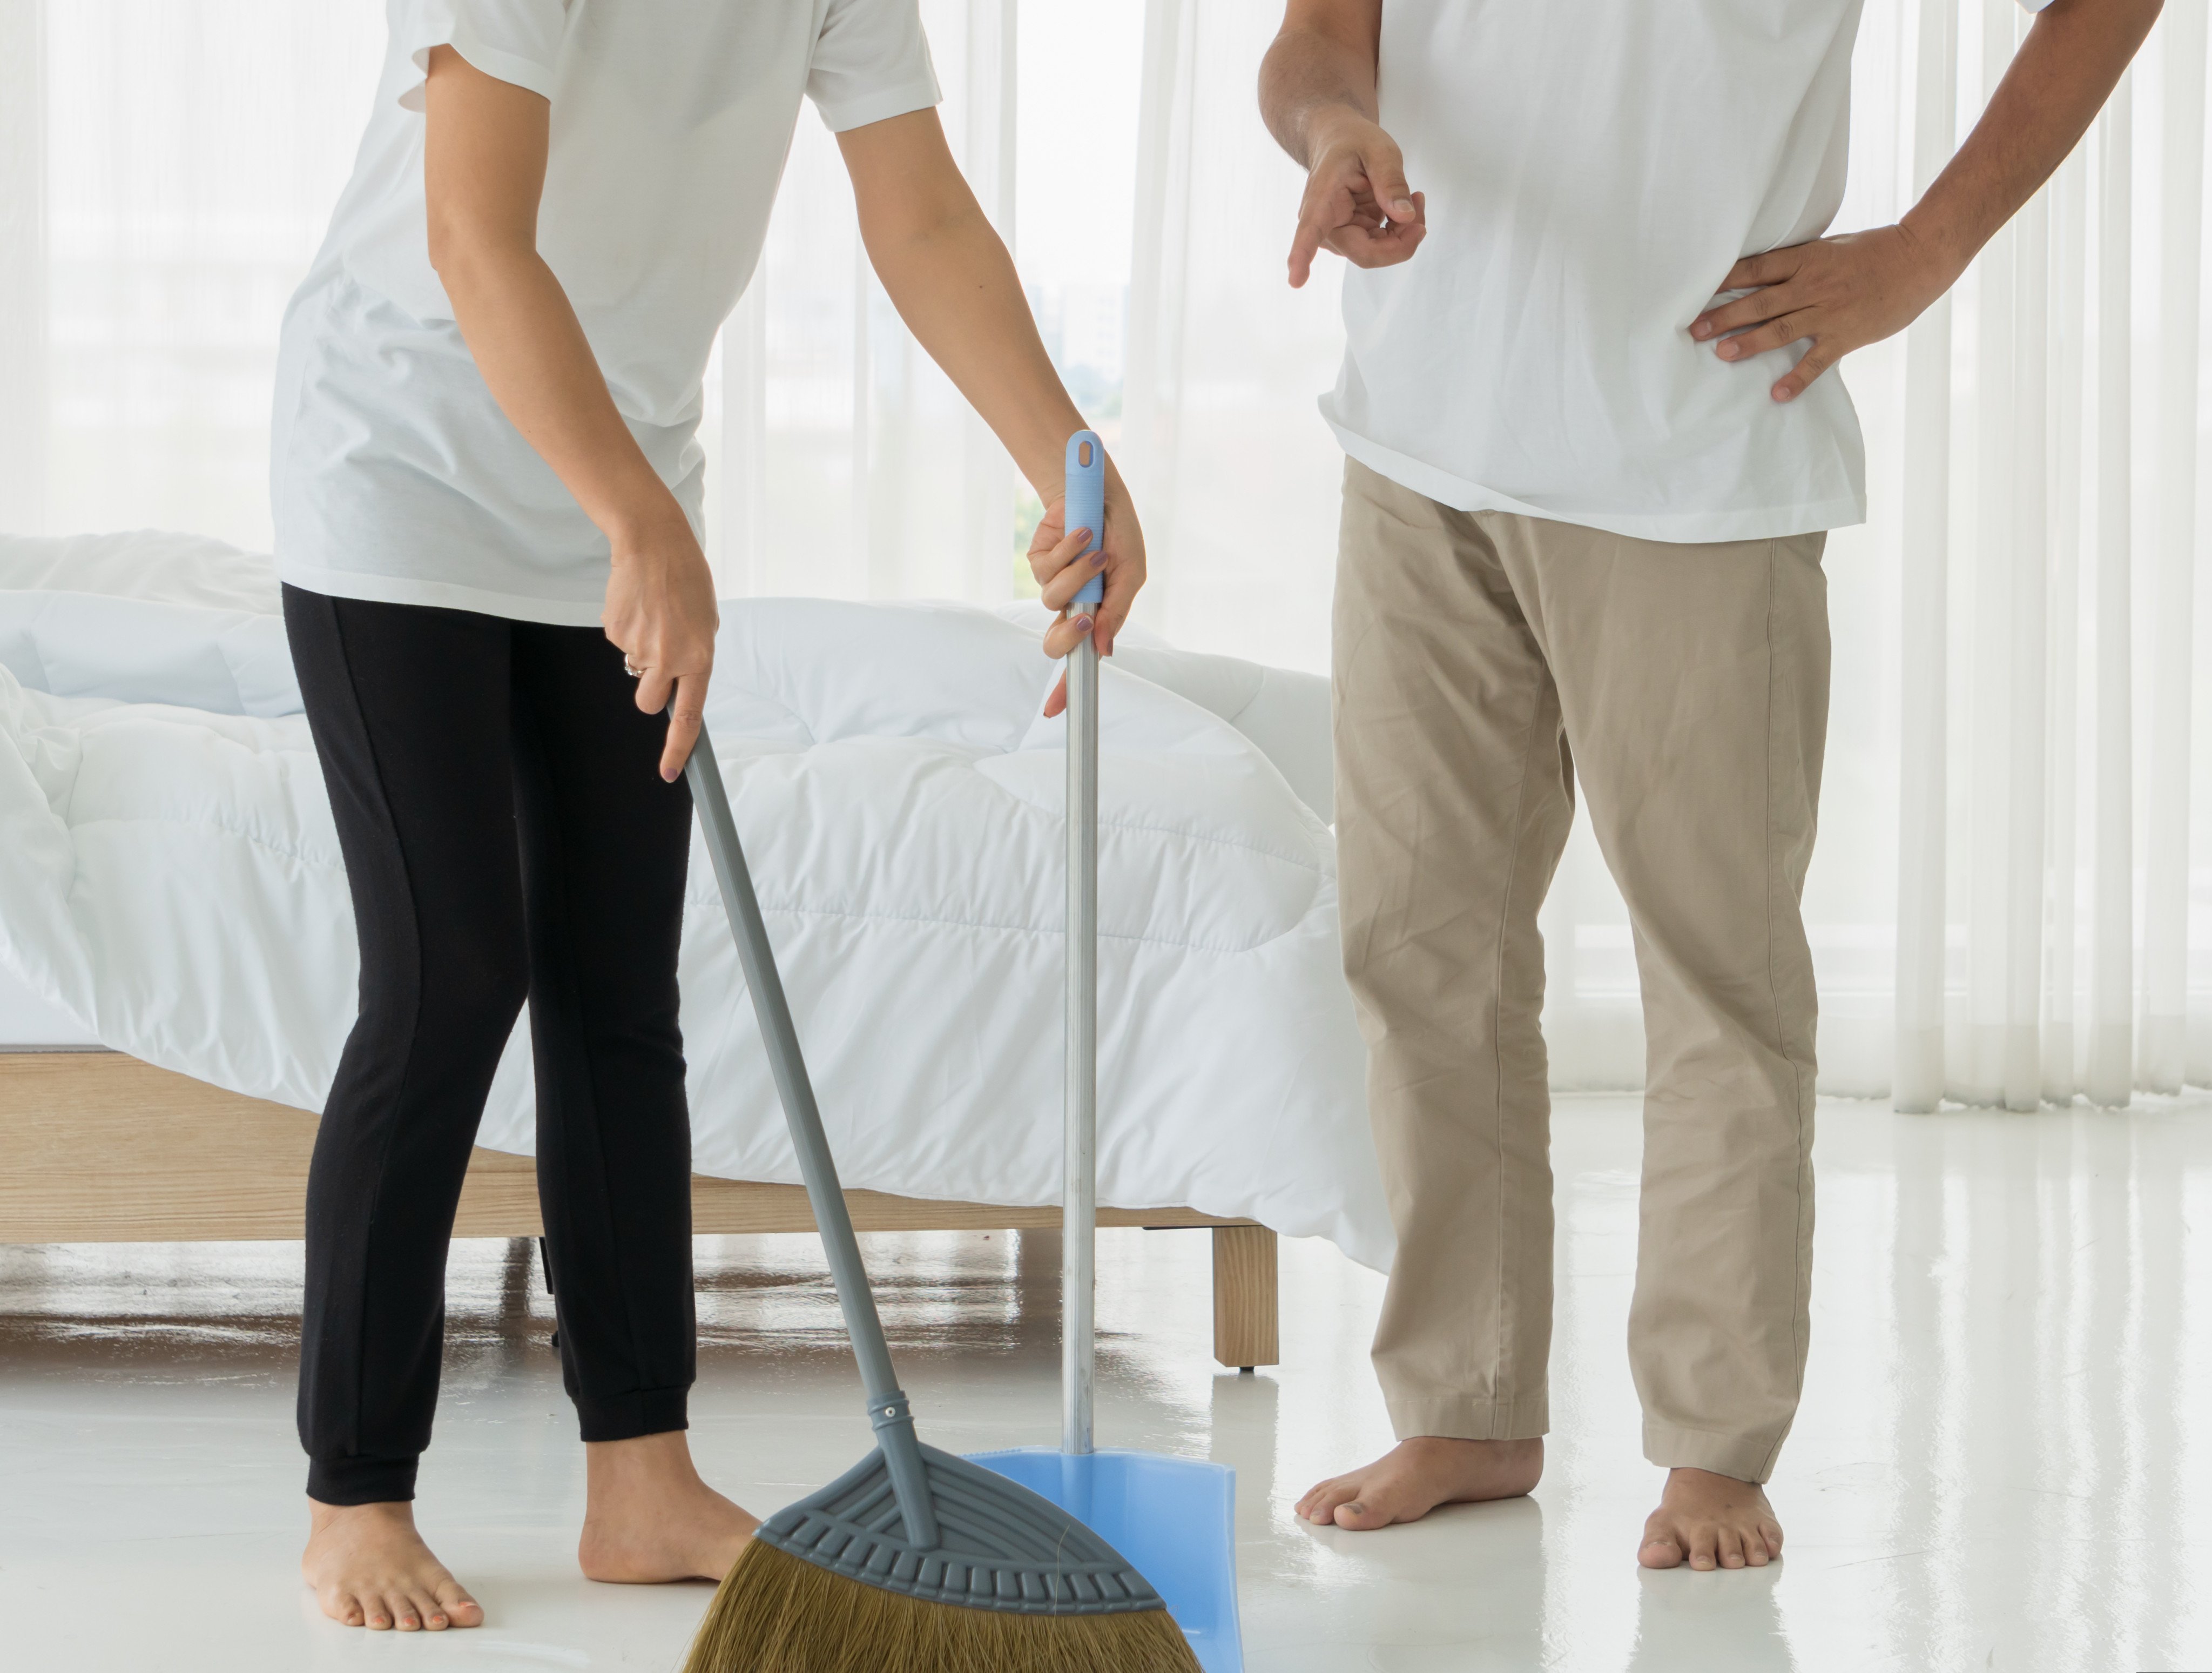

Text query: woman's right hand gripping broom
(1027, 463), (1144, 720)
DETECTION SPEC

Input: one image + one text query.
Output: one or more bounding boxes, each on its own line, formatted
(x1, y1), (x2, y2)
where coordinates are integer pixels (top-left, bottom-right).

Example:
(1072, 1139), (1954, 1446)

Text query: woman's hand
(600, 509), (719, 781)
(1028, 468), (1146, 718)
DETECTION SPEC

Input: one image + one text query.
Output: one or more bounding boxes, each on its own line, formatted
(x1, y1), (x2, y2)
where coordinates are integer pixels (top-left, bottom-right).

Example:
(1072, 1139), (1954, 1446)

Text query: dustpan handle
(1062, 430), (1104, 1456)
(684, 725), (940, 1549)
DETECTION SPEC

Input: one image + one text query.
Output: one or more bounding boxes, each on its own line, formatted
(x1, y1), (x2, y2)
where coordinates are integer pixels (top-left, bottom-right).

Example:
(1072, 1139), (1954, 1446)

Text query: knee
(435, 944), (530, 1043)
(358, 939), (528, 1059)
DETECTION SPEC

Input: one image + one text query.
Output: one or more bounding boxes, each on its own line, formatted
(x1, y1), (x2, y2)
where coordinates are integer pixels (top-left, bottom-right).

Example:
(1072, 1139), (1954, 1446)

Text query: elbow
(424, 207), (475, 285)
(426, 211), (521, 299)
(425, 209), (462, 285)
(860, 196), (985, 276)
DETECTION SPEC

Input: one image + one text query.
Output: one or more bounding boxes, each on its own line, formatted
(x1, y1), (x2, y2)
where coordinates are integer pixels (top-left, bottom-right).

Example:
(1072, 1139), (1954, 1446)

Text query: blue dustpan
(981, 435), (1243, 1672)
(969, 1447), (1242, 1672)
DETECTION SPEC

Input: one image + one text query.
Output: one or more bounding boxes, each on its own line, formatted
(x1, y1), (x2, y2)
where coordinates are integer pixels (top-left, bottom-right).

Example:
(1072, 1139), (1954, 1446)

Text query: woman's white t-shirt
(273, 0), (940, 624)
(1323, 0), (1887, 543)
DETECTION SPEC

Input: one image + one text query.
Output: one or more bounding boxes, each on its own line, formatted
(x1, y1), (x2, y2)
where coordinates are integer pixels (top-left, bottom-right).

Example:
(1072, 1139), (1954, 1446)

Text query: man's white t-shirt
(1324, 0), (1882, 544)
(273, 0), (941, 624)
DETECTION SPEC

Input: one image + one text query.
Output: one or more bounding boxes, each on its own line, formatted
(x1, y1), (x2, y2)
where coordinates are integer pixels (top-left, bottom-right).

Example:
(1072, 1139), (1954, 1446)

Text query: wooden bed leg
(1212, 1225), (1279, 1370)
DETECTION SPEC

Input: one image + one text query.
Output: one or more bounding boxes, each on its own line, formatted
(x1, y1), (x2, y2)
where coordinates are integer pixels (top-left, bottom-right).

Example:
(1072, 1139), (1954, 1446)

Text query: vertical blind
(0, 0), (2204, 1107)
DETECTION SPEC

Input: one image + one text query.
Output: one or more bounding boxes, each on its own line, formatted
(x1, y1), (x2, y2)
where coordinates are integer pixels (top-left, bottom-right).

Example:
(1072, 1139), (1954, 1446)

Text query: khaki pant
(1333, 460), (1826, 1484)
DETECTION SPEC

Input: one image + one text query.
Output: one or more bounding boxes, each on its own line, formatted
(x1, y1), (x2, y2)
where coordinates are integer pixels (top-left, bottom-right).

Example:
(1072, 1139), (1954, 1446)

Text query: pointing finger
(1289, 209), (1327, 288)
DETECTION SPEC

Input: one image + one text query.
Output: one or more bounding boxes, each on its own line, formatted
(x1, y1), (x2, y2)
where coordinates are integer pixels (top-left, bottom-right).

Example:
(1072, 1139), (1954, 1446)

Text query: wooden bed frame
(0, 1050), (1279, 1369)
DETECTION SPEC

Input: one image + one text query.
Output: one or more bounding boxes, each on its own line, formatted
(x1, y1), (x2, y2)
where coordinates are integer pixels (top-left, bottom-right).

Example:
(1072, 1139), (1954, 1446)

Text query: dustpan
(969, 431), (1245, 1673)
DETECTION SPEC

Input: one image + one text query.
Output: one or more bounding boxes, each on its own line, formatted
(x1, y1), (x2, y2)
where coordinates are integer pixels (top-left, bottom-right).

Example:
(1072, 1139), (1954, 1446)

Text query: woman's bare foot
(1638, 1467), (1784, 1571)
(302, 1500), (484, 1630)
(578, 1430), (760, 1583)
(1295, 1436), (1543, 1531)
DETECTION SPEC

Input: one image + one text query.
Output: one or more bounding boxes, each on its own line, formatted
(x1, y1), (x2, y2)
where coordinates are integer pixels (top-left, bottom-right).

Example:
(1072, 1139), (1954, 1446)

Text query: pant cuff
(1382, 1390), (1549, 1443)
(1642, 1421), (1785, 1484)
(576, 1386), (691, 1444)
(307, 1454), (420, 1506)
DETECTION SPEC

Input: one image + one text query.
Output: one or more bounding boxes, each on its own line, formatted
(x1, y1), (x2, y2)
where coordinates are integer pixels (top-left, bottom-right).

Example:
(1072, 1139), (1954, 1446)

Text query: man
(1260, 0), (2157, 1571)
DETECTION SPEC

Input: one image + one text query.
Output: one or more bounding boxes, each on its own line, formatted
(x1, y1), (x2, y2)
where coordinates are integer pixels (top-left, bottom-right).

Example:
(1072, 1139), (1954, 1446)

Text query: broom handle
(684, 728), (940, 1550)
(1062, 431), (1105, 1457)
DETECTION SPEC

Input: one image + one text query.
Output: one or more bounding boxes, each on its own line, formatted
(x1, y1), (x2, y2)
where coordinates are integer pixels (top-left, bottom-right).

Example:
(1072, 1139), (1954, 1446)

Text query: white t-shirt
(272, 0), (940, 623)
(1324, 0), (1889, 543)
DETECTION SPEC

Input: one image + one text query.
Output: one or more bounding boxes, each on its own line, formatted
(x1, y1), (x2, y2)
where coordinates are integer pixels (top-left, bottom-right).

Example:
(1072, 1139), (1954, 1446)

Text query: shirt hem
(278, 561), (608, 628)
(1326, 419), (1867, 544)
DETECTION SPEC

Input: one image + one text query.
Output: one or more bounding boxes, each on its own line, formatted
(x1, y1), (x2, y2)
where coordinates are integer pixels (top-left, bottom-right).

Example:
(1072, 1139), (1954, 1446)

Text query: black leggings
(284, 585), (696, 1505)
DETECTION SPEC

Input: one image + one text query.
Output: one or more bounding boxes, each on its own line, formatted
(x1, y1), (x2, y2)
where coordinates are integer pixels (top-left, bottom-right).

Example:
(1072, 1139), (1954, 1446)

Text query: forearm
(435, 243), (684, 542)
(1259, 24), (1379, 166)
(850, 156), (1087, 499)
(1904, 0), (2161, 285)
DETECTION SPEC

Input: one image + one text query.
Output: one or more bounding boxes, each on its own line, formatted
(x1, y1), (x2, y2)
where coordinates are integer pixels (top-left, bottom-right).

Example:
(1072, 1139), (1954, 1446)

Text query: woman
(273, 0), (1142, 1632)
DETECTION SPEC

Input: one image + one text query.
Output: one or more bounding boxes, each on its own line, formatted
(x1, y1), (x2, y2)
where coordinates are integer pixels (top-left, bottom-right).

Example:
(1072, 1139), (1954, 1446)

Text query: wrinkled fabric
(0, 533), (1390, 1269)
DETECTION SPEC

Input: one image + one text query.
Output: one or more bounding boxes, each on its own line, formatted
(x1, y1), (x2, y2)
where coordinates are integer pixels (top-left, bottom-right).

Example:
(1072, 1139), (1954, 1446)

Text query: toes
(325, 1588), (366, 1628)
(1688, 1529), (1718, 1572)
(1638, 1535), (1684, 1570)
(389, 1590), (422, 1631)
(436, 1579), (483, 1628)
(1745, 1531), (1771, 1567)
(408, 1586), (447, 1630)
(1762, 1519), (1785, 1557)
(1303, 1482), (1360, 1526)
(1716, 1527), (1745, 1569)
(1332, 1497), (1393, 1531)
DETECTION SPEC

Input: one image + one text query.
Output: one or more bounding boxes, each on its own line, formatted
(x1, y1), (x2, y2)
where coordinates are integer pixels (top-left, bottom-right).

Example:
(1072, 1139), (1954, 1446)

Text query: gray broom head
(753, 1442), (1165, 1615)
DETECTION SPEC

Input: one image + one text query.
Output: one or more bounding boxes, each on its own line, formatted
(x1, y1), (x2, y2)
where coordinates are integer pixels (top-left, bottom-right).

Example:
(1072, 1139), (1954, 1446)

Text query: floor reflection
(1, 1098), (2208, 1672)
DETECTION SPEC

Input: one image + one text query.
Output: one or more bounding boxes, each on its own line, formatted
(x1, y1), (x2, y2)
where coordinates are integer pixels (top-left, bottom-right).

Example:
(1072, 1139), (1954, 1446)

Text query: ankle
(584, 1431), (705, 1508)
(308, 1498), (416, 1532)
(1407, 1435), (1541, 1456)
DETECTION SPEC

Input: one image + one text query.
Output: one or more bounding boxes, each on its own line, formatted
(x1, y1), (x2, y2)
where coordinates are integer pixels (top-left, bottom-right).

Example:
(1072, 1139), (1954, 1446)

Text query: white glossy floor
(3, 1096), (2209, 1672)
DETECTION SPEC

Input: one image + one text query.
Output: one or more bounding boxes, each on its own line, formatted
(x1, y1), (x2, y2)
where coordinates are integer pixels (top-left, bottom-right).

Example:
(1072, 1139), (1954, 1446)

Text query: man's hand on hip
(1288, 115), (1425, 288)
(1691, 225), (1951, 404)
(1695, 0), (2159, 405)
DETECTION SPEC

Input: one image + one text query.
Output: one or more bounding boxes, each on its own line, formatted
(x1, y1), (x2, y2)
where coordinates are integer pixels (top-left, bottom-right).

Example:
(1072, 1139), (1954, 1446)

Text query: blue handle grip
(1064, 430), (1105, 609)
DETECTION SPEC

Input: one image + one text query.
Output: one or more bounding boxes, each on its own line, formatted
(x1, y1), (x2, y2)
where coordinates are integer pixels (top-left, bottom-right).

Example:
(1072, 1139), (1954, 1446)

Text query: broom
(675, 579), (1201, 1671)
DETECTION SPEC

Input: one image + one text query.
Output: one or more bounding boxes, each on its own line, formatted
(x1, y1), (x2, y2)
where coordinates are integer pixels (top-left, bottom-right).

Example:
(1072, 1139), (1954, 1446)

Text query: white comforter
(0, 533), (1390, 1269)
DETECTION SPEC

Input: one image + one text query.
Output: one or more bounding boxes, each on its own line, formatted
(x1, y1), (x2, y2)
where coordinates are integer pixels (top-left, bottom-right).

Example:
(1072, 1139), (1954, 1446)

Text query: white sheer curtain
(3, 0), (2207, 1108)
(703, 0), (1025, 608)
(0, 0), (1140, 601)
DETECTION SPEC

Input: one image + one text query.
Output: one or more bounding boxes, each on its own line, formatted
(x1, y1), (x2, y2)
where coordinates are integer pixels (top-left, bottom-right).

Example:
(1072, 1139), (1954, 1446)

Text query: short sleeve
(393, 0), (568, 112)
(805, 0), (943, 134)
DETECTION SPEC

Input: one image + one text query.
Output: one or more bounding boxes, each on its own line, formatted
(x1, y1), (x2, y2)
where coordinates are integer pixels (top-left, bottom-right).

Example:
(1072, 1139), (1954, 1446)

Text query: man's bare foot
(302, 1500), (484, 1630)
(1638, 1467), (1784, 1571)
(578, 1430), (760, 1584)
(1294, 1436), (1543, 1531)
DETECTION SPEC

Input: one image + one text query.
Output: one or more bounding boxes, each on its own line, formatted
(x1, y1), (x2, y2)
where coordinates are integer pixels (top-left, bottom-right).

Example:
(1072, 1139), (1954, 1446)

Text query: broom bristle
(684, 1539), (1204, 1673)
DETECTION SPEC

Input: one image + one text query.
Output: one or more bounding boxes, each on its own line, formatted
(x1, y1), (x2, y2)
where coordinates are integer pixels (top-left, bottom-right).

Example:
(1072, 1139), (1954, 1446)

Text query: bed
(0, 532), (1392, 1369)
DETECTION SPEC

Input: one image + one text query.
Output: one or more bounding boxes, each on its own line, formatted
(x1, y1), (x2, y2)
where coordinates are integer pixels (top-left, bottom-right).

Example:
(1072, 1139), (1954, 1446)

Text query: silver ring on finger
(623, 659), (645, 679)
